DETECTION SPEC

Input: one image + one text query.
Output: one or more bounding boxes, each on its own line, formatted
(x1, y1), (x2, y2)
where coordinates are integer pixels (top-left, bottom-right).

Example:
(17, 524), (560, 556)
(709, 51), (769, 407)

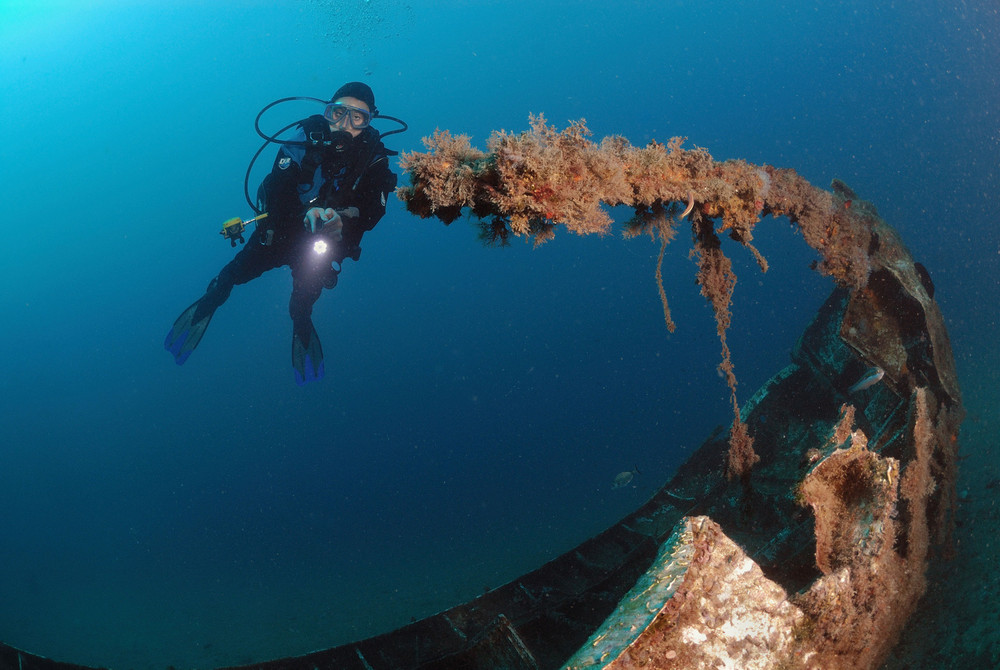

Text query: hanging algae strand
(397, 115), (878, 480)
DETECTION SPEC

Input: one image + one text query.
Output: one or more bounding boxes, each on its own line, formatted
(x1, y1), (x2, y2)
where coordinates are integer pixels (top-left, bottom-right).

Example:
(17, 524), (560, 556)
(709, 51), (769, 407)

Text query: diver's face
(329, 96), (370, 137)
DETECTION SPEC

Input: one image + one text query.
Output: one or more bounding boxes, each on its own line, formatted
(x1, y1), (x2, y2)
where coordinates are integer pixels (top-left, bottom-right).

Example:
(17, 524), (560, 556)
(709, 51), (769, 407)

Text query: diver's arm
(352, 156), (398, 231)
(316, 150), (396, 260)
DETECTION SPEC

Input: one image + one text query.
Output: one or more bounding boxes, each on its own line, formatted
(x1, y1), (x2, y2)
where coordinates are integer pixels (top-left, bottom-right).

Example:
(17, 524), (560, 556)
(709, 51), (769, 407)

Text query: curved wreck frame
(0, 119), (962, 670)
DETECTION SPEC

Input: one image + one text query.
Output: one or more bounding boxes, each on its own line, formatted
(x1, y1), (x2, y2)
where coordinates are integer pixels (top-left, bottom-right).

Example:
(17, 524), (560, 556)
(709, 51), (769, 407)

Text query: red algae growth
(397, 116), (881, 480)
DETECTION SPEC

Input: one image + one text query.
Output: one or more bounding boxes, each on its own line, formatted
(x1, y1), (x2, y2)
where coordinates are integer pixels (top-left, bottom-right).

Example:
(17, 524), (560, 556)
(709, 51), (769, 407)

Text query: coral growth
(792, 388), (962, 669)
(691, 221), (759, 480)
(397, 129), (488, 226)
(611, 517), (806, 670)
(398, 117), (881, 477)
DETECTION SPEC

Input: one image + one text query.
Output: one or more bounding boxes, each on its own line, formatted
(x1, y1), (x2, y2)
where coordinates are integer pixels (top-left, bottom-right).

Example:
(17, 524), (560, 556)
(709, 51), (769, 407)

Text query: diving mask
(324, 102), (372, 130)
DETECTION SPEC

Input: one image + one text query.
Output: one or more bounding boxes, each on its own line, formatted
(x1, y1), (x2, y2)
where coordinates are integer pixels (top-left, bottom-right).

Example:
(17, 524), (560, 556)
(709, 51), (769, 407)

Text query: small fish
(612, 466), (641, 490)
(848, 367), (885, 394)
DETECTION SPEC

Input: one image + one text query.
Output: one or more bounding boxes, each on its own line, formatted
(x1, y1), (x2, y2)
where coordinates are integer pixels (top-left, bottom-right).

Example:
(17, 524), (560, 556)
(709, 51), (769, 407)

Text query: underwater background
(1, 1), (997, 668)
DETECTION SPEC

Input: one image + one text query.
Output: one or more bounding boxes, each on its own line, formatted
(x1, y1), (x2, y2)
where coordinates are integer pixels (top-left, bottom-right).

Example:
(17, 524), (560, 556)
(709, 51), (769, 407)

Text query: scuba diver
(164, 82), (400, 385)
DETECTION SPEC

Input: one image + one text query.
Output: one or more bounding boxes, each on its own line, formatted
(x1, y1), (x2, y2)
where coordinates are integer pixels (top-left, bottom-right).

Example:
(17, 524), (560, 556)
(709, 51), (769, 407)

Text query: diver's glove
(303, 207), (344, 240)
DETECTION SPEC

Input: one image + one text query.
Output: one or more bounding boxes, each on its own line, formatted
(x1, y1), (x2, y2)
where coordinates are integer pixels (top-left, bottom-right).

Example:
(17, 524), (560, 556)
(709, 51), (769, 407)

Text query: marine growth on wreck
(396, 115), (878, 482)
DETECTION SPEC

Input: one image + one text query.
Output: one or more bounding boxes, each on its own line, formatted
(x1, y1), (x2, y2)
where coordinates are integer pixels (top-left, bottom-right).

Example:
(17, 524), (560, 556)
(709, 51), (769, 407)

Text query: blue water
(1, 1), (997, 668)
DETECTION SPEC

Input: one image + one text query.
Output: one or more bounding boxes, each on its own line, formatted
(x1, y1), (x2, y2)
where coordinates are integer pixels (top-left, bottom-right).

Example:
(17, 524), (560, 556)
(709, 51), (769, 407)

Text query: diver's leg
(164, 239), (278, 365)
(209, 233), (286, 303)
(288, 257), (327, 385)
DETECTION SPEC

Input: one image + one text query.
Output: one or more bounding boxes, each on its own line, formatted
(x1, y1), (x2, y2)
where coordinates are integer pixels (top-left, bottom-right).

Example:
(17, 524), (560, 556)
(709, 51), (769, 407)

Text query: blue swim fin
(292, 320), (325, 385)
(164, 298), (216, 365)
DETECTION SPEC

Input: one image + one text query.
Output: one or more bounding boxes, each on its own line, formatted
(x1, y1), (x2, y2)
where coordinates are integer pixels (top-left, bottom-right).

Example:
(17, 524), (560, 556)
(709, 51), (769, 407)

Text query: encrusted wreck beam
(396, 117), (882, 482)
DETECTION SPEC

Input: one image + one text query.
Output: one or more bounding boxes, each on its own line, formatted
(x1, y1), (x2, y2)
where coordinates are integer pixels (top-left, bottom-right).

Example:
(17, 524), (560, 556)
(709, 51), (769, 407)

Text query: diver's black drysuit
(165, 115), (397, 384)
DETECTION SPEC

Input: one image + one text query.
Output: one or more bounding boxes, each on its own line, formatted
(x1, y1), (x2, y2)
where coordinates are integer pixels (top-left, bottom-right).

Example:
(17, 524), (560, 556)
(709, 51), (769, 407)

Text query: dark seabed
(0, 1), (997, 668)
